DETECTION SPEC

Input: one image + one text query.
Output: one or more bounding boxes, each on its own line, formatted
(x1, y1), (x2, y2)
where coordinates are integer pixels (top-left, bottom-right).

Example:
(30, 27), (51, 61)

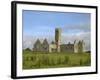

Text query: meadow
(23, 50), (91, 69)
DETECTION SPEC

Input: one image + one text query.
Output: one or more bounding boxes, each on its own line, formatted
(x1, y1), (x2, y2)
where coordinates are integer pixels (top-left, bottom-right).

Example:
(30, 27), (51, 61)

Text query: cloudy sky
(23, 10), (91, 51)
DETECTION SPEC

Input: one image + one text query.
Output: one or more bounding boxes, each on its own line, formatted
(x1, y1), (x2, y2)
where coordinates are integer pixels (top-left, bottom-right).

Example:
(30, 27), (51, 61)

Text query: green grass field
(23, 50), (91, 69)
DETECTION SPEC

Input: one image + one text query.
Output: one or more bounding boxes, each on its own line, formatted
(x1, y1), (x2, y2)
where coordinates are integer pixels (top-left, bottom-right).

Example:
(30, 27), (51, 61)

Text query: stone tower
(78, 40), (84, 53)
(74, 40), (84, 53)
(55, 28), (61, 52)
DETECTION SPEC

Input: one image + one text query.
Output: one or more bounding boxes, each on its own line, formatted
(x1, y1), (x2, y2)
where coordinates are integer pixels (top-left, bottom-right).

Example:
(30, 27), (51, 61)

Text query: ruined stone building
(33, 39), (49, 52)
(33, 28), (84, 53)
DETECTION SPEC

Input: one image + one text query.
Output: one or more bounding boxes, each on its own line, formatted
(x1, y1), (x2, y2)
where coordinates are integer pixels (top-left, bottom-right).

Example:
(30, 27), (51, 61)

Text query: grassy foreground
(23, 50), (91, 69)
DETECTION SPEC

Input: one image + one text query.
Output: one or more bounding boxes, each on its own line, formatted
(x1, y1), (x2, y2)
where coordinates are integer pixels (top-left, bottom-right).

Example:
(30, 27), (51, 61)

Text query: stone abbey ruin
(33, 28), (84, 53)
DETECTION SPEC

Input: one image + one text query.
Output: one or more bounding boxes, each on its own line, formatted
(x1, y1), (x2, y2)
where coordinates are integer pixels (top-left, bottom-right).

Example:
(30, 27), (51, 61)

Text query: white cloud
(62, 24), (90, 34)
